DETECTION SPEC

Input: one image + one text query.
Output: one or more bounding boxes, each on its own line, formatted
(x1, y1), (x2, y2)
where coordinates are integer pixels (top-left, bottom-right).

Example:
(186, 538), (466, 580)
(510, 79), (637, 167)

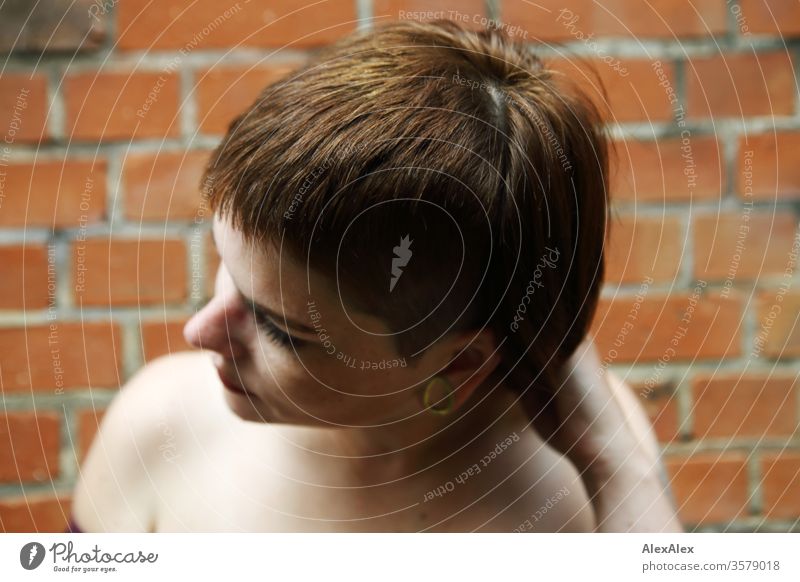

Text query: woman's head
(184, 209), (500, 427)
(183, 18), (610, 428)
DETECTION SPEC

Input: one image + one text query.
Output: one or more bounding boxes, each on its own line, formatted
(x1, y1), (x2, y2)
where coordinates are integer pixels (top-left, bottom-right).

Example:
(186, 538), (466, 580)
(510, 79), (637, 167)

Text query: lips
(216, 368), (254, 397)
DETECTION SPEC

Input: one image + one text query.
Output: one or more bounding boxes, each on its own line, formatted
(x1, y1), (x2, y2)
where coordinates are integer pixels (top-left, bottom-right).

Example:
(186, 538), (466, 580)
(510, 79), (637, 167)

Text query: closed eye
(252, 309), (307, 349)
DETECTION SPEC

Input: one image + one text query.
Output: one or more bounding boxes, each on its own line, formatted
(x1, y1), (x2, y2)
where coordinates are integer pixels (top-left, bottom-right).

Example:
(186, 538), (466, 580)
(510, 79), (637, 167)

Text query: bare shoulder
(477, 426), (597, 533)
(71, 350), (219, 532)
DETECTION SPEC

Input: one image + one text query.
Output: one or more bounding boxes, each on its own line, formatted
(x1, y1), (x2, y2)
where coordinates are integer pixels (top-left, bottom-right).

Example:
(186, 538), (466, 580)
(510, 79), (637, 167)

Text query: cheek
(251, 338), (421, 419)
(337, 368), (422, 420)
(251, 349), (336, 403)
(280, 360), (413, 422)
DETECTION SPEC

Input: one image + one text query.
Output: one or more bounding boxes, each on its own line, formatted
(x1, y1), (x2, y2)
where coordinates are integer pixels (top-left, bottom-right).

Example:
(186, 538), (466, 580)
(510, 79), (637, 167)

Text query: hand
(533, 334), (682, 531)
(537, 334), (660, 477)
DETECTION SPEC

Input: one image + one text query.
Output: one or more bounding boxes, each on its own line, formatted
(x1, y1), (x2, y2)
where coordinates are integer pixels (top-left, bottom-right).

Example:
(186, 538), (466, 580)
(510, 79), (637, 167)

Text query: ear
(438, 327), (502, 410)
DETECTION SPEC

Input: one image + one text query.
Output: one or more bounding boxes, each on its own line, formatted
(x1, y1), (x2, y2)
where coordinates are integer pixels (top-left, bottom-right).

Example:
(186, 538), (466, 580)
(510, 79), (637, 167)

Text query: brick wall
(1, 0), (798, 532)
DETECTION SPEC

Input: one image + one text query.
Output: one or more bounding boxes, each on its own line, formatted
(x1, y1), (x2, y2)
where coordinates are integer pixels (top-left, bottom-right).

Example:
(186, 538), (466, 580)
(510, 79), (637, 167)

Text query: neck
(292, 383), (527, 486)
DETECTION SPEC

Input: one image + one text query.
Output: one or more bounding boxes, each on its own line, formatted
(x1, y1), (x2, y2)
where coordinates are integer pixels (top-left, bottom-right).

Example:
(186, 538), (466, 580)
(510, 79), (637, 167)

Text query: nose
(183, 289), (249, 360)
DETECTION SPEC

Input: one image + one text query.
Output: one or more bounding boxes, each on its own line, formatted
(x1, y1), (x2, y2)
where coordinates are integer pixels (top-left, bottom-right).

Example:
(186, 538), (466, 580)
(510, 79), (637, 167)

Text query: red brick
(590, 291), (743, 362)
(0, 73), (48, 143)
(0, 411), (60, 484)
(500, 0), (726, 42)
(0, 321), (122, 392)
(375, 0), (486, 24)
(75, 407), (107, 464)
(141, 318), (194, 362)
(612, 136), (724, 202)
(0, 159), (106, 228)
(0, 495), (71, 533)
(122, 150), (211, 221)
(665, 452), (749, 525)
(592, 0), (727, 39)
(0, 244), (52, 309)
(500, 0), (593, 42)
(117, 0), (355, 51)
(738, 132), (800, 201)
(630, 380), (681, 443)
(547, 57), (677, 123)
(760, 452), (800, 519)
(692, 374), (797, 438)
(754, 291), (800, 359)
(195, 64), (301, 135)
(687, 52), (796, 119)
(692, 211), (798, 282)
(72, 238), (187, 306)
(605, 214), (683, 284)
(65, 72), (180, 141)
(739, 0), (800, 37)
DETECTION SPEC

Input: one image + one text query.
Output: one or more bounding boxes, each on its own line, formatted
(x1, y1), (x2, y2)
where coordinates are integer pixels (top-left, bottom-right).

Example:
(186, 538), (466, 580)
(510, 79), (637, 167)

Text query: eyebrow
(211, 227), (318, 336)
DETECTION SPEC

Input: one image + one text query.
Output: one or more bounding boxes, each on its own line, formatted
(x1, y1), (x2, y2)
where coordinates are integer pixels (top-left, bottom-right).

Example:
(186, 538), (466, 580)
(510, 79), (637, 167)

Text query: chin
(222, 390), (270, 421)
(225, 391), (308, 426)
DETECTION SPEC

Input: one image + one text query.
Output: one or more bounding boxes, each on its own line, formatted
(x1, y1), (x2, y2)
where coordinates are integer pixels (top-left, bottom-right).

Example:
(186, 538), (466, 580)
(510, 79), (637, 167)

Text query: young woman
(69, 19), (681, 533)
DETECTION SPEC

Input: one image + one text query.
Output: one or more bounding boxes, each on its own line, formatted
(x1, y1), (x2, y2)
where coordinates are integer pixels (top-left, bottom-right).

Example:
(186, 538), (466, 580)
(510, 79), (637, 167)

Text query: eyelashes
(251, 309), (306, 349)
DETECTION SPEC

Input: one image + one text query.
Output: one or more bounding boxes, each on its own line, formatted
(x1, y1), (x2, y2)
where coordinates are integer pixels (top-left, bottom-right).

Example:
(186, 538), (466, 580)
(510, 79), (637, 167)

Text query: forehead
(211, 211), (311, 308)
(210, 212), (394, 341)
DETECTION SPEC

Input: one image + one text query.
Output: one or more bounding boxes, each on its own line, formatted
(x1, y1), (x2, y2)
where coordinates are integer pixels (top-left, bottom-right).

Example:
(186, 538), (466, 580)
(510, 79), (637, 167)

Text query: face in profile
(182, 211), (460, 427)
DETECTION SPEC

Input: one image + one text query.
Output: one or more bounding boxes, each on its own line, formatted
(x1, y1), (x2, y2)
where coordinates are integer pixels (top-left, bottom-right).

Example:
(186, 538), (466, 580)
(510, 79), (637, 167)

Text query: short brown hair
(202, 19), (611, 421)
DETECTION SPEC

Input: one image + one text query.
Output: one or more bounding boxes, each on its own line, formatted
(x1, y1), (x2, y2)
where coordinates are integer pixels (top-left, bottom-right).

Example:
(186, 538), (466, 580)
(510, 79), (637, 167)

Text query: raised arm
(546, 335), (683, 532)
